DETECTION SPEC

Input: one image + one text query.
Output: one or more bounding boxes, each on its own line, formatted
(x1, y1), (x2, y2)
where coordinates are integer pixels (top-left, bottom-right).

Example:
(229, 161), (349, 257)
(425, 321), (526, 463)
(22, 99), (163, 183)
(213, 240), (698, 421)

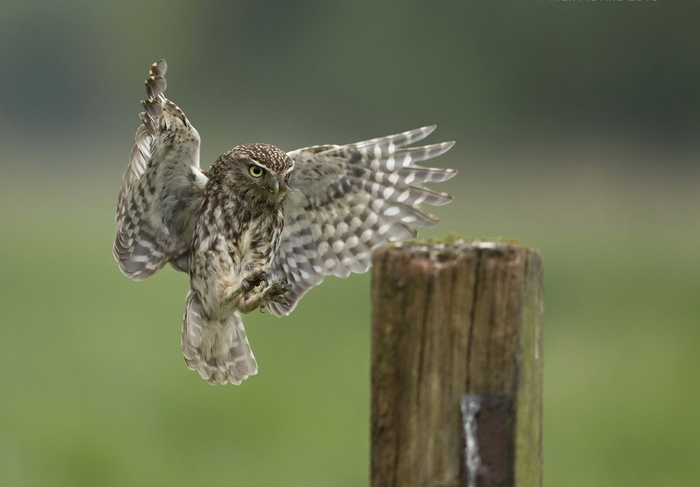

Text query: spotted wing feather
(267, 126), (456, 316)
(113, 59), (207, 280)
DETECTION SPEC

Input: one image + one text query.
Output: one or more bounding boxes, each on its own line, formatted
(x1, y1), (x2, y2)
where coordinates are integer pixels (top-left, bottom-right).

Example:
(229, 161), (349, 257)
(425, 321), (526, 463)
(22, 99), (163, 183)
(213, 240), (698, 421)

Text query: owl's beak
(268, 178), (280, 196)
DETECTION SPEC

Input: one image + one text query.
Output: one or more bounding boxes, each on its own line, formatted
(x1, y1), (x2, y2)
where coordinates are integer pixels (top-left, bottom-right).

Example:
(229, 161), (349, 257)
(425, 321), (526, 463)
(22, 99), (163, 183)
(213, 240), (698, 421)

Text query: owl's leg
(235, 280), (292, 314)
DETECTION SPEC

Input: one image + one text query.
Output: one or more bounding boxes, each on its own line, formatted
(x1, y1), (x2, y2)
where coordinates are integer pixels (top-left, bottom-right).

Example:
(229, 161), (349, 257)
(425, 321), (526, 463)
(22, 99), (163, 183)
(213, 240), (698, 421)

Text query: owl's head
(211, 143), (294, 203)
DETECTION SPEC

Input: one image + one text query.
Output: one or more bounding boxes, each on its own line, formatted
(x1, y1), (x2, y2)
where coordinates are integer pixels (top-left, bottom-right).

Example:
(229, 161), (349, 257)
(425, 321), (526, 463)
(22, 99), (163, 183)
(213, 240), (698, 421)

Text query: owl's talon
(256, 280), (292, 308)
(242, 270), (269, 292)
(269, 280), (291, 295)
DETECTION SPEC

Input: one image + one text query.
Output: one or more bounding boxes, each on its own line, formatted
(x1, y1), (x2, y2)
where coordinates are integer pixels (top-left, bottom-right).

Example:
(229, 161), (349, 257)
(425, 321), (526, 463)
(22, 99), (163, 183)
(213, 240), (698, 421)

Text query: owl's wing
(114, 59), (208, 280)
(266, 126), (456, 316)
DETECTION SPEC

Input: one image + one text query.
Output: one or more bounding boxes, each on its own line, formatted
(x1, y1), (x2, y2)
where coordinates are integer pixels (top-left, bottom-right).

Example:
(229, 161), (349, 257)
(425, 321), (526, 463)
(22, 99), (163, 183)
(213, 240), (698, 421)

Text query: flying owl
(114, 59), (457, 385)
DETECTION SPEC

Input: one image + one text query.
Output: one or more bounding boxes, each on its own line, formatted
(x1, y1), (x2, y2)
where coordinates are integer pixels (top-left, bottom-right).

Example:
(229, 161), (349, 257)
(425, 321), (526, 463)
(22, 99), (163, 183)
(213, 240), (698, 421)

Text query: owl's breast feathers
(190, 186), (285, 315)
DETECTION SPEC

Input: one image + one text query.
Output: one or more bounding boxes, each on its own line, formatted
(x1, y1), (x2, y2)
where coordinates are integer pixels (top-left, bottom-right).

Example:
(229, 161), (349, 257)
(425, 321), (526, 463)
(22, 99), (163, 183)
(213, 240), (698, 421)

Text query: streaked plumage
(114, 59), (457, 385)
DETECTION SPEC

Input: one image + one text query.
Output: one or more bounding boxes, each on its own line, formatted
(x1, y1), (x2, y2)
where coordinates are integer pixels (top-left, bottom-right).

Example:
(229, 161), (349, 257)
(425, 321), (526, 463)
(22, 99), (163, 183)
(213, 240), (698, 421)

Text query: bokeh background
(1, 1), (699, 486)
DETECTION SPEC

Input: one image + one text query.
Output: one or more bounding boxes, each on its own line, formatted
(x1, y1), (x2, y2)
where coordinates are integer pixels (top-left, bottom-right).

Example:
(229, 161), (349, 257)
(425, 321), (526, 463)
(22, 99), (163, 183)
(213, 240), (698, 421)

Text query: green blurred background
(1, 1), (699, 486)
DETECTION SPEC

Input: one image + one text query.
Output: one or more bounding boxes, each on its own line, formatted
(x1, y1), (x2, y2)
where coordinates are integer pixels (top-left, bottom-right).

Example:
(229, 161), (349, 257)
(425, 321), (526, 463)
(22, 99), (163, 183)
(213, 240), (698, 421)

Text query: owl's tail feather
(182, 291), (258, 385)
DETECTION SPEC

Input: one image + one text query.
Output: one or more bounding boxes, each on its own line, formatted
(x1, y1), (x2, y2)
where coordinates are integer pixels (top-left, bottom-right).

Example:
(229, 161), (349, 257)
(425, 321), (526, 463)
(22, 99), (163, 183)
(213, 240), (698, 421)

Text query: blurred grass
(2, 153), (700, 487)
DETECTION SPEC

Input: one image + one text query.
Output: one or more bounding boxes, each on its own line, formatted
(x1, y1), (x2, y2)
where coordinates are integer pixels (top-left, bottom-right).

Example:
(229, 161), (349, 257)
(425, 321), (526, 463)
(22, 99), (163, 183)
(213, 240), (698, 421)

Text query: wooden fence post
(370, 240), (543, 487)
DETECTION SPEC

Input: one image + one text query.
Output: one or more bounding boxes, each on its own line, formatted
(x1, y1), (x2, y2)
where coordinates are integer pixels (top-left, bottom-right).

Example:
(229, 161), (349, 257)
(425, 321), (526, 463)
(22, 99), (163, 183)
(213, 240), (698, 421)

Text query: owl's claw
(242, 270), (269, 292)
(261, 280), (292, 308)
(237, 279), (292, 313)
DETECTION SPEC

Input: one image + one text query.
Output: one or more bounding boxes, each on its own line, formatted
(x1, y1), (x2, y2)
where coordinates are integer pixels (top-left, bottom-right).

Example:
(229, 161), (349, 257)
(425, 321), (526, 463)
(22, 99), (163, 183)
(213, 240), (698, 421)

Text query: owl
(114, 59), (457, 385)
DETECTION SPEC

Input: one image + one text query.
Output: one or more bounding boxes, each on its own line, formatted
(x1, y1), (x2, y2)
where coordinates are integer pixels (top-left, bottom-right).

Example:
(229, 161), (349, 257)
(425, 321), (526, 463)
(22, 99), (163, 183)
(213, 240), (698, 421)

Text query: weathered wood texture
(371, 241), (543, 487)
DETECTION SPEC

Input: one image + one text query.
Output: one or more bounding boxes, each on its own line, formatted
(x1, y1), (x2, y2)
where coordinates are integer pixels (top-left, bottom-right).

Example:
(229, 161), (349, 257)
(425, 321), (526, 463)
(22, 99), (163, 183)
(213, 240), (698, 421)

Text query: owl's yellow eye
(249, 165), (264, 178)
